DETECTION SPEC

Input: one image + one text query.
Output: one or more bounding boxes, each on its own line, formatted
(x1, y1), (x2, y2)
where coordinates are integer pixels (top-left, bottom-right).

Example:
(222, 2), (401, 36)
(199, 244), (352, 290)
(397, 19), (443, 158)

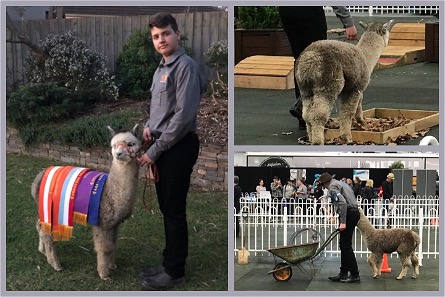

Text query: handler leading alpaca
(296, 20), (394, 144)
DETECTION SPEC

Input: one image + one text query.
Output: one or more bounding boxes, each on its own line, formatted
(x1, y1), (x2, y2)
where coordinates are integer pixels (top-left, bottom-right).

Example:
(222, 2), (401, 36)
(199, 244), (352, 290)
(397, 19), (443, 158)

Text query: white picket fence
(234, 193), (439, 263)
(324, 6), (439, 16)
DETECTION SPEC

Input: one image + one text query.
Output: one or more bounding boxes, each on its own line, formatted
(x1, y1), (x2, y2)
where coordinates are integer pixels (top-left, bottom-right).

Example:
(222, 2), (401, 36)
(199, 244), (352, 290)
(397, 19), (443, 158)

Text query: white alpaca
(296, 20), (394, 144)
(31, 125), (141, 279)
(356, 209), (420, 280)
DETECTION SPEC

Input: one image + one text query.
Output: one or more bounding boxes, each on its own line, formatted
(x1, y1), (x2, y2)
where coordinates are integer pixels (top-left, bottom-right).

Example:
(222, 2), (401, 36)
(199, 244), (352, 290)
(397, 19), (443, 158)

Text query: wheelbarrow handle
(309, 229), (341, 260)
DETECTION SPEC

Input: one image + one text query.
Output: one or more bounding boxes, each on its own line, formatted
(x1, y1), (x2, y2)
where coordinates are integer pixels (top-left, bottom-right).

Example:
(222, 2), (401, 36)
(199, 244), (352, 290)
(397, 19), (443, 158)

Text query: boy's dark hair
(149, 12), (178, 32)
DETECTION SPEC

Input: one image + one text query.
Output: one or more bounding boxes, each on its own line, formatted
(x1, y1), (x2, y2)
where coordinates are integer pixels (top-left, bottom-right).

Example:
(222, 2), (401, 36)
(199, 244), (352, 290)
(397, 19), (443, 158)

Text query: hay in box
(300, 108), (438, 145)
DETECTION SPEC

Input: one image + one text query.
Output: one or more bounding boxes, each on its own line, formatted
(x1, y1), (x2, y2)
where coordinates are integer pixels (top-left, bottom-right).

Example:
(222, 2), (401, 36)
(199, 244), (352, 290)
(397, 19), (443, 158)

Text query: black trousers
(154, 132), (199, 278)
(339, 208), (360, 276)
(279, 6), (327, 99)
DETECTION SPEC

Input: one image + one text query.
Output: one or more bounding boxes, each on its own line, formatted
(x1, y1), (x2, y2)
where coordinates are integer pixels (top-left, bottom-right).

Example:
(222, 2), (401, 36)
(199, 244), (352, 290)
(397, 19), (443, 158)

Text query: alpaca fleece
(296, 20), (394, 145)
(356, 209), (420, 279)
(31, 125), (141, 280)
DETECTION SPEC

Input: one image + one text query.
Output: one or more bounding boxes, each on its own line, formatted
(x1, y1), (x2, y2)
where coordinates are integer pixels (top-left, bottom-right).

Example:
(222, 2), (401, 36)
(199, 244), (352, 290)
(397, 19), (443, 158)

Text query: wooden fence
(6, 11), (228, 94)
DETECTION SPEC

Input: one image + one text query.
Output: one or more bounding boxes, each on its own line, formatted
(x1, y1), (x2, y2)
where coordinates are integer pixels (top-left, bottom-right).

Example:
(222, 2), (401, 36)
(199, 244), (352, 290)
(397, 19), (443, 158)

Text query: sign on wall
(353, 169), (370, 181)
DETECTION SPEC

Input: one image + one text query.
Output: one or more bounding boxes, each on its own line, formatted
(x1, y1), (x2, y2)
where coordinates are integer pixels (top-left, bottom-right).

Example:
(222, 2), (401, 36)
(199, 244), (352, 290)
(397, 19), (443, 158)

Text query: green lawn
(5, 153), (228, 291)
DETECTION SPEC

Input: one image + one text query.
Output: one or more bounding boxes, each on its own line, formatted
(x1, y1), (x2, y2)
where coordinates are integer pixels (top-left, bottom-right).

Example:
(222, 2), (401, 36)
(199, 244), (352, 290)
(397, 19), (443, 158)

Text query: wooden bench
(375, 23), (425, 70)
(235, 23), (427, 89)
(234, 55), (295, 89)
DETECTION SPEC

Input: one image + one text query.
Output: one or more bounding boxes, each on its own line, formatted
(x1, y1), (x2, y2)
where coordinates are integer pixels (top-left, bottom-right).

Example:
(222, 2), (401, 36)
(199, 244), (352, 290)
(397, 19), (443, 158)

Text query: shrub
(14, 110), (141, 148)
(236, 6), (282, 29)
(204, 40), (228, 99)
(114, 26), (160, 99)
(23, 30), (118, 100)
(115, 27), (194, 100)
(7, 82), (110, 133)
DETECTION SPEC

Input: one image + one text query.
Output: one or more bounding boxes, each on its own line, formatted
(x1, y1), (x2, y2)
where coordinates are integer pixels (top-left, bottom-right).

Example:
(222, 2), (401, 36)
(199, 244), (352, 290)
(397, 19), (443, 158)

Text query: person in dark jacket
(234, 175), (242, 237)
(381, 172), (395, 227)
(360, 179), (377, 216)
(352, 176), (362, 198)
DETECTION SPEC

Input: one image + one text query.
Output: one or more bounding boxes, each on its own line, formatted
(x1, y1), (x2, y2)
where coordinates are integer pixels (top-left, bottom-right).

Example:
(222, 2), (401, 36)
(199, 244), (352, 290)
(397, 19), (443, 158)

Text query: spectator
(352, 176), (362, 198)
(270, 176), (283, 200)
(381, 173), (395, 228)
(256, 178), (266, 194)
(360, 179), (377, 217)
(296, 178), (308, 215)
(283, 179), (297, 214)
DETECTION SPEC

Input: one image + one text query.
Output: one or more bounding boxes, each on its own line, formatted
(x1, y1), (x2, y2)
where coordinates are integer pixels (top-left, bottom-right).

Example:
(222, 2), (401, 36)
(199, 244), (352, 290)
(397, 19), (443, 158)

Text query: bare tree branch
(6, 11), (50, 61)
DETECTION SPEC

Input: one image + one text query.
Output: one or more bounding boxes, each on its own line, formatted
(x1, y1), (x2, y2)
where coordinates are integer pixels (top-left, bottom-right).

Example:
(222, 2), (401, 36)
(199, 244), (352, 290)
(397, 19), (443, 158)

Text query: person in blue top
(137, 12), (205, 291)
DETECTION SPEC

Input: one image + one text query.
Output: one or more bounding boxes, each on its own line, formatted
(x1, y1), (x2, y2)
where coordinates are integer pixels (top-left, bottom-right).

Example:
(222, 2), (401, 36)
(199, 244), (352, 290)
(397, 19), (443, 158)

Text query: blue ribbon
(87, 173), (108, 226)
(59, 167), (80, 225)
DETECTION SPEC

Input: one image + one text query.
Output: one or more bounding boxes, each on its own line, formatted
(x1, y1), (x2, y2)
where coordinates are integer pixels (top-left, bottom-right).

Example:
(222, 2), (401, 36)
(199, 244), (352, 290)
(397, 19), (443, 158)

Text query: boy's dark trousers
(154, 132), (199, 278)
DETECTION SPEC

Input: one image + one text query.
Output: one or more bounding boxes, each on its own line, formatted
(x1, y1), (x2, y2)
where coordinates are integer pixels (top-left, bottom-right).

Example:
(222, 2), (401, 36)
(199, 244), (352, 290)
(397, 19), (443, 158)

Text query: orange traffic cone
(381, 253), (392, 273)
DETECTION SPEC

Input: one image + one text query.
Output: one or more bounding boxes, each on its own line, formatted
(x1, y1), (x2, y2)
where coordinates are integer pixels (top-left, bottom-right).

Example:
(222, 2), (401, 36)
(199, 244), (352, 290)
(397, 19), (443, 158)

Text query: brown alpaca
(31, 125), (141, 279)
(356, 209), (420, 279)
(296, 20), (394, 144)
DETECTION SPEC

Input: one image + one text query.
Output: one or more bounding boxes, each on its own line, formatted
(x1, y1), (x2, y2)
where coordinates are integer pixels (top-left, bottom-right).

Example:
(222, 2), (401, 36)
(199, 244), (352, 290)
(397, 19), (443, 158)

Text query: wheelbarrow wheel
(272, 262), (293, 281)
(288, 227), (325, 261)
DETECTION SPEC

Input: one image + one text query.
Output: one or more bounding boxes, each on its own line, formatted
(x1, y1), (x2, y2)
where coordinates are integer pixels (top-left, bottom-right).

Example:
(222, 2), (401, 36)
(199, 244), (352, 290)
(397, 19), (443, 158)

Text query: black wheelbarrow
(267, 229), (340, 281)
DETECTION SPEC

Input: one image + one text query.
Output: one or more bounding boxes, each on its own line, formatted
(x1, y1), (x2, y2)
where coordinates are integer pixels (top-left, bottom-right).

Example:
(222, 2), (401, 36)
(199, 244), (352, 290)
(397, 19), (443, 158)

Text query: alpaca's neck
(357, 212), (376, 239)
(107, 160), (139, 195)
(357, 32), (387, 74)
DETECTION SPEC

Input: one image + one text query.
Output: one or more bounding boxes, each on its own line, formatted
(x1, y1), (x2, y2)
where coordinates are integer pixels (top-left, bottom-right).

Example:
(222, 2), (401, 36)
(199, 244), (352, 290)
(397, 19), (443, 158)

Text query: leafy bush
(236, 6), (282, 29)
(114, 26), (160, 99)
(15, 110), (142, 148)
(7, 82), (110, 133)
(23, 30), (118, 100)
(204, 40), (228, 99)
(115, 27), (193, 100)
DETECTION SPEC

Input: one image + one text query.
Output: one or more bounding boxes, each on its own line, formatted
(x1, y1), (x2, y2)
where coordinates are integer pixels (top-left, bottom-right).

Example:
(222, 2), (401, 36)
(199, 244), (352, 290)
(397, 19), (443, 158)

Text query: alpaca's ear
(383, 19), (395, 32)
(107, 126), (116, 136)
(359, 21), (368, 30)
(131, 124), (140, 136)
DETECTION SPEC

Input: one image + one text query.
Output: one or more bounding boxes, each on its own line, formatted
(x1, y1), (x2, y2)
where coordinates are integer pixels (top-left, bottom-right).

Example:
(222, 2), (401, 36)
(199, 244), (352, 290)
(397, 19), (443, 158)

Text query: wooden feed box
(324, 108), (439, 144)
(234, 55), (294, 89)
(375, 23), (426, 70)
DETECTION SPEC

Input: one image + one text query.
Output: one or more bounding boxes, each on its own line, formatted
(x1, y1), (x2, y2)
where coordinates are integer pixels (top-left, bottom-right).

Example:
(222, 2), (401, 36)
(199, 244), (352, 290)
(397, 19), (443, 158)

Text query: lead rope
(138, 139), (158, 212)
(143, 163), (159, 212)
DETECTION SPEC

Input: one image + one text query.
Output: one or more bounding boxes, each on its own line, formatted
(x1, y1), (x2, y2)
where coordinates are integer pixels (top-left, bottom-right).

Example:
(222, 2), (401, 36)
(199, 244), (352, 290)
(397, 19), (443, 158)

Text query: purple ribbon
(74, 171), (102, 215)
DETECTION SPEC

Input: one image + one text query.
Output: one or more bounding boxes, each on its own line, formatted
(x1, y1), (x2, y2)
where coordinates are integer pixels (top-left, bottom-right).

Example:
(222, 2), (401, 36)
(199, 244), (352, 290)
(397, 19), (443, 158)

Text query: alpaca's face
(110, 132), (141, 162)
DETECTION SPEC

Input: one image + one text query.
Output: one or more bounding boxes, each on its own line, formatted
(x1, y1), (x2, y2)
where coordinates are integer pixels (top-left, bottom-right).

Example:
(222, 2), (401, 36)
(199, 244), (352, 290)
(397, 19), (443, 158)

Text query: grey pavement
(234, 62), (439, 146)
(234, 254), (440, 291)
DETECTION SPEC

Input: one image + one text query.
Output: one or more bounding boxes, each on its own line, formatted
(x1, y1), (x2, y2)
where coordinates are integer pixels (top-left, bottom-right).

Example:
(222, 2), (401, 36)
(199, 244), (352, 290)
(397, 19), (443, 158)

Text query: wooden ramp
(375, 23), (425, 70)
(234, 55), (295, 89)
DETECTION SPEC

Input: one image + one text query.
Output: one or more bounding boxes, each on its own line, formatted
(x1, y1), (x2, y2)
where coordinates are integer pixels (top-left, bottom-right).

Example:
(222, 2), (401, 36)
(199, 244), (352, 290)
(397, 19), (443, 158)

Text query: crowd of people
(234, 171), (398, 283)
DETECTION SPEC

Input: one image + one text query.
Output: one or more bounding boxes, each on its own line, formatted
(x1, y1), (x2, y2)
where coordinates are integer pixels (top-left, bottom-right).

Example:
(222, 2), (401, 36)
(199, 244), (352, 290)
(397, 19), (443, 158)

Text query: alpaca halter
(115, 143), (139, 158)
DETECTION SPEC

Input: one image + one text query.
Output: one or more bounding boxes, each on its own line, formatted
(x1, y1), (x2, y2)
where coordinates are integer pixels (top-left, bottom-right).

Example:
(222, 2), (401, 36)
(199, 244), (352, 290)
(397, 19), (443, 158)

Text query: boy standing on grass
(137, 12), (205, 291)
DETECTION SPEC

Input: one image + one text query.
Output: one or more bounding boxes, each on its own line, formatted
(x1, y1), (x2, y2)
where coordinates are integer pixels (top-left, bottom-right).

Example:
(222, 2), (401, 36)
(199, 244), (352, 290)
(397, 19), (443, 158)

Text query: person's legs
(339, 209), (360, 282)
(279, 6), (327, 128)
(142, 133), (199, 289)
